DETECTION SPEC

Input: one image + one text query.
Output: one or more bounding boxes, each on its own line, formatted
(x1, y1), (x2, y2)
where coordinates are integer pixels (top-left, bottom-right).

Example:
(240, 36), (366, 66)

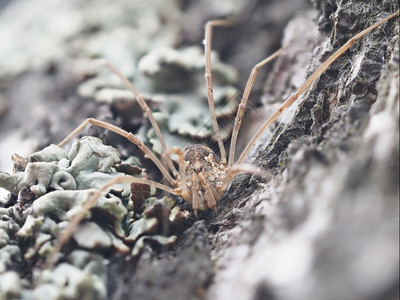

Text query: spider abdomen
(183, 144), (227, 210)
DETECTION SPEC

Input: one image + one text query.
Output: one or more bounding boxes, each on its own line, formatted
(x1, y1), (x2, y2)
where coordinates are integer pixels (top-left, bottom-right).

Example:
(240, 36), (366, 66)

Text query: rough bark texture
(0, 0), (399, 299)
(207, 2), (400, 300)
(107, 2), (400, 299)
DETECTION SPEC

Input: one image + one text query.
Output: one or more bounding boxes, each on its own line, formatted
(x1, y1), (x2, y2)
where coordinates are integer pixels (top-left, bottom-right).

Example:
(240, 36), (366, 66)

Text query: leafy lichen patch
(0, 136), (183, 298)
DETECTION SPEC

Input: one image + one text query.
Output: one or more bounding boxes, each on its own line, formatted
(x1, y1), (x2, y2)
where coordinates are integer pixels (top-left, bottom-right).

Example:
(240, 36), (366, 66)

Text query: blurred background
(0, 0), (310, 194)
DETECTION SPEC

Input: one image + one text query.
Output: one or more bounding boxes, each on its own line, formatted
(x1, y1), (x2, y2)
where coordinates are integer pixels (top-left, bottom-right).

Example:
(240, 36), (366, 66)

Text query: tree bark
(0, 1), (398, 299)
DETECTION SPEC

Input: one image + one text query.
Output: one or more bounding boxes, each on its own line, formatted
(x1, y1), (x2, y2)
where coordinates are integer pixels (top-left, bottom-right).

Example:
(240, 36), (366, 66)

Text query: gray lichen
(2, 0), (396, 299)
(0, 0), (182, 77)
(0, 136), (184, 299)
(138, 46), (238, 92)
(0, 271), (21, 299)
(0, 172), (24, 196)
(135, 47), (239, 153)
(33, 263), (107, 300)
(76, 45), (240, 155)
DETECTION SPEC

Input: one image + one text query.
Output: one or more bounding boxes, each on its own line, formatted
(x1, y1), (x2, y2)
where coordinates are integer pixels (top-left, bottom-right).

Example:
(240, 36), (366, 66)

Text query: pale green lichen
(0, 171), (25, 195)
(21, 188), (128, 238)
(135, 46), (239, 154)
(24, 233), (52, 259)
(76, 45), (240, 155)
(138, 46), (238, 92)
(125, 196), (185, 256)
(131, 235), (177, 257)
(139, 90), (238, 154)
(0, 245), (21, 273)
(0, 220), (19, 249)
(0, 0), (194, 298)
(0, 229), (9, 248)
(126, 217), (158, 243)
(17, 215), (44, 238)
(0, 136), (185, 298)
(73, 222), (112, 249)
(0, 271), (21, 299)
(66, 136), (121, 175)
(35, 263), (107, 300)
(24, 162), (76, 195)
(29, 144), (68, 163)
(0, 0), (182, 77)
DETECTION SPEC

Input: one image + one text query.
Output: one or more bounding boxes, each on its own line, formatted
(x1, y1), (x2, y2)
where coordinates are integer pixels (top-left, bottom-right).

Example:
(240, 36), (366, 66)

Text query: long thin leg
(191, 172), (200, 215)
(228, 46), (286, 167)
(99, 60), (179, 177)
(222, 164), (272, 191)
(58, 118), (176, 186)
(166, 147), (191, 200)
(236, 10), (400, 165)
(44, 175), (179, 269)
(198, 172), (218, 212)
(204, 19), (236, 165)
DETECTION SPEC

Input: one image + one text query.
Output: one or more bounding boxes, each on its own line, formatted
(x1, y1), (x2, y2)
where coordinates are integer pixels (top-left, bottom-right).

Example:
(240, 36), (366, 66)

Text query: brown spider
(57, 20), (285, 214)
(44, 10), (399, 268)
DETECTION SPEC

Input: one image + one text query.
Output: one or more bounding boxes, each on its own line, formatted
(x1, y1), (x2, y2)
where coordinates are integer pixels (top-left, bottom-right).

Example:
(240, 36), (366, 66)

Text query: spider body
(182, 144), (226, 211)
(39, 9), (398, 268)
(55, 10), (399, 216)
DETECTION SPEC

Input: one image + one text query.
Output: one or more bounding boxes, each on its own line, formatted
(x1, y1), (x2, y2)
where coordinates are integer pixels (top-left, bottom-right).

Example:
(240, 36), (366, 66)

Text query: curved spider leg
(198, 172), (218, 212)
(191, 172), (201, 216)
(236, 10), (400, 165)
(58, 118), (176, 186)
(166, 147), (191, 200)
(204, 19), (235, 165)
(44, 175), (179, 270)
(228, 46), (286, 167)
(100, 59), (179, 177)
(221, 164), (272, 191)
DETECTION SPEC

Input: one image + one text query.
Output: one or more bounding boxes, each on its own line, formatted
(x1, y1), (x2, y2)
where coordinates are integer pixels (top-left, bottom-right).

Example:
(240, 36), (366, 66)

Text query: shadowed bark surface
(0, 0), (398, 299)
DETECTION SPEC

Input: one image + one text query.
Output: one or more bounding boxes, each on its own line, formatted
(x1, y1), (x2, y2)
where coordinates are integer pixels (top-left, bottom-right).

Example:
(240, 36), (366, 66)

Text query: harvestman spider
(44, 10), (399, 268)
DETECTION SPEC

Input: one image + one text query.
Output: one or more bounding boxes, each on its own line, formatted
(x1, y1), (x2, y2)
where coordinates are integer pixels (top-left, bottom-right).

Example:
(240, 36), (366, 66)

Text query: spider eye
(192, 166), (203, 172)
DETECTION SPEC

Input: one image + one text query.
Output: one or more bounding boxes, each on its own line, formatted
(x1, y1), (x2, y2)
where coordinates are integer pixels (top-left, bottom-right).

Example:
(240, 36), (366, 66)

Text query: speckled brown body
(182, 144), (227, 211)
(48, 10), (399, 218)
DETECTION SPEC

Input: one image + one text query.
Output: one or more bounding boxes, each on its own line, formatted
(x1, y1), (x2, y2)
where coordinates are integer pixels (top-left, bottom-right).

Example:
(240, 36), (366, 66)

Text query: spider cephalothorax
(40, 10), (399, 269)
(55, 10), (399, 218)
(182, 144), (227, 211)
